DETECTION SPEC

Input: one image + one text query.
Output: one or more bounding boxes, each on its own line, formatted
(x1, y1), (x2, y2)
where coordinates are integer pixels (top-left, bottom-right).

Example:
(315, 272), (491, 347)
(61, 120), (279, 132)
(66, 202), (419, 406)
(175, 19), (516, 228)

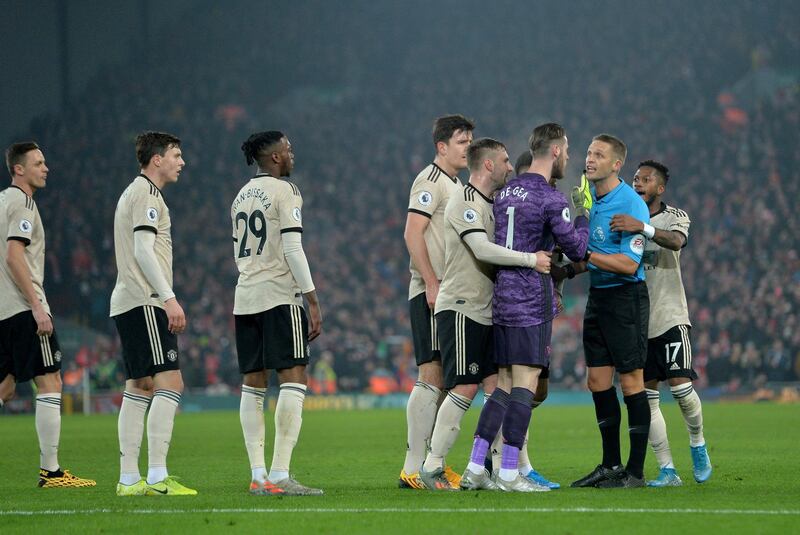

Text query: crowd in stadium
(13, 0), (798, 394)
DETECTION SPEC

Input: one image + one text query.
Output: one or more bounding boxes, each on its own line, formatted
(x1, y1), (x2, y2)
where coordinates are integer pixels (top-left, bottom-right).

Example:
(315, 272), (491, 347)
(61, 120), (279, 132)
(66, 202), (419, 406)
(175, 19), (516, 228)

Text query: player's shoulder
(283, 180), (301, 197)
(412, 163), (450, 186)
(663, 203), (689, 219)
(135, 175), (161, 198)
(2, 185), (34, 209)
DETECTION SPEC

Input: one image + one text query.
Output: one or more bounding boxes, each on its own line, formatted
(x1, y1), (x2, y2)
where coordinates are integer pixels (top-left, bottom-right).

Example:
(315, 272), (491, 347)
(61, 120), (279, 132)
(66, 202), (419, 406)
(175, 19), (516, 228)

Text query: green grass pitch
(1, 402), (798, 533)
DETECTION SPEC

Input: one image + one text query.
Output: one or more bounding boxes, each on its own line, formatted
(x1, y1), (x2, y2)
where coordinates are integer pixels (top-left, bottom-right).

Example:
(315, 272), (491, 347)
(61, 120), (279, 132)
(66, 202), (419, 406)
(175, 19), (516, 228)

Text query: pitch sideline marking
(2, 507), (799, 516)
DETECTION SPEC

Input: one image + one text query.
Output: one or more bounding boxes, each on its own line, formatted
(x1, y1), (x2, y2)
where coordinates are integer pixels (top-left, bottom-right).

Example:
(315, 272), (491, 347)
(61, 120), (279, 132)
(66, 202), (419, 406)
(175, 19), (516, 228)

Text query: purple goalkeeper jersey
(493, 173), (589, 327)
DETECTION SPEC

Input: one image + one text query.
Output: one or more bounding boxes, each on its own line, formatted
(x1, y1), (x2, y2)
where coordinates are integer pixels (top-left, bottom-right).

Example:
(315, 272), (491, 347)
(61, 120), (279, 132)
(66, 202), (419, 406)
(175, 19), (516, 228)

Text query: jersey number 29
(235, 210), (266, 258)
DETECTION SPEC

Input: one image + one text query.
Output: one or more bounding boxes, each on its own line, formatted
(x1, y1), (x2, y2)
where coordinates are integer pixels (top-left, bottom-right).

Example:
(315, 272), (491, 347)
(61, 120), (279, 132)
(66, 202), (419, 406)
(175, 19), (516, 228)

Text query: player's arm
(133, 230), (185, 334)
(280, 184), (321, 341)
(461, 231), (550, 272)
(6, 240), (53, 335)
(282, 231), (321, 341)
(549, 194), (590, 262)
(405, 210), (439, 309)
(610, 214), (685, 251)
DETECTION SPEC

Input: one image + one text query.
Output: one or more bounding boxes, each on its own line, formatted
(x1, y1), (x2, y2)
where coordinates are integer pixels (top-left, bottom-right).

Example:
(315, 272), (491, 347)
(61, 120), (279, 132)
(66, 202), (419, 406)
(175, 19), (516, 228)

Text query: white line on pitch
(2, 507), (799, 516)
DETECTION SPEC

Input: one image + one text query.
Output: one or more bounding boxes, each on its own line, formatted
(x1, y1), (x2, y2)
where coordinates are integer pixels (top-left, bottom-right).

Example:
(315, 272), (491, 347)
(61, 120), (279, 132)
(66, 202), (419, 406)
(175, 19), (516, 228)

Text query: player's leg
(597, 282), (650, 489)
(572, 290), (623, 487)
(126, 305), (194, 496)
(401, 293), (443, 487)
(114, 307), (154, 494)
(644, 331), (681, 487)
(520, 373), (560, 489)
(267, 304), (321, 496)
(6, 310), (92, 488)
(667, 325), (710, 482)
(234, 312), (283, 495)
(464, 365), (510, 482)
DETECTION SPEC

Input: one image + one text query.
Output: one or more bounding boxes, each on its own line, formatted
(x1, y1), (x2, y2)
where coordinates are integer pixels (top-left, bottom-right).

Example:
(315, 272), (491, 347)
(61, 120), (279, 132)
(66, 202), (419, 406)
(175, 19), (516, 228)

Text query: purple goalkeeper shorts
(493, 321), (552, 368)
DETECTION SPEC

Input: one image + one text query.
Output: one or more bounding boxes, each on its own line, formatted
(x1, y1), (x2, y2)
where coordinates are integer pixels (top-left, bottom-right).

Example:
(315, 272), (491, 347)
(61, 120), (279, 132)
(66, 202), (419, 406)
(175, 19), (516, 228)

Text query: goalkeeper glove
(571, 172), (593, 218)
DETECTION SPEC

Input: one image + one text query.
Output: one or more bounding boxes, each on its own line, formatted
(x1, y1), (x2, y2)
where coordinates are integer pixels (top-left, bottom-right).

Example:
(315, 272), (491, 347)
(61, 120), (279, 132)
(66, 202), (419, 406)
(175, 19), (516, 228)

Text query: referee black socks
(592, 387), (622, 469)
(623, 390), (651, 479)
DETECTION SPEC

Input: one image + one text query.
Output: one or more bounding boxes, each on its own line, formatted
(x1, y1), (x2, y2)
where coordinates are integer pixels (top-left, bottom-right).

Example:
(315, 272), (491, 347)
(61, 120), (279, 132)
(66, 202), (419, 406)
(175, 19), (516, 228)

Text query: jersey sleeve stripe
(459, 228), (486, 239)
(408, 208), (432, 218)
(280, 227), (303, 234)
(133, 225), (157, 234)
(7, 236), (31, 245)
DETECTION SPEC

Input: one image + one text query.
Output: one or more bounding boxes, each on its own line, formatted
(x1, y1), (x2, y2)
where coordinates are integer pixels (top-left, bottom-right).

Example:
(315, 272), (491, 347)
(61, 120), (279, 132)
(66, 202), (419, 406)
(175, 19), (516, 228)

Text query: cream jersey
(110, 175), (173, 316)
(0, 186), (50, 320)
(232, 173), (304, 315)
(407, 163), (463, 300)
(642, 203), (691, 337)
(435, 183), (495, 325)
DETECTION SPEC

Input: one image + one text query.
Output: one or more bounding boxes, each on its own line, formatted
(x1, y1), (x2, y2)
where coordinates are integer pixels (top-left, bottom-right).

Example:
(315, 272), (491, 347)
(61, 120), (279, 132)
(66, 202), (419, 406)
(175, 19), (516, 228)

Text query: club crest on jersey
(463, 209), (477, 223)
(146, 208), (158, 222)
(167, 349), (178, 362)
(19, 219), (32, 233)
(292, 207), (302, 222)
(592, 226), (605, 242)
(418, 191), (432, 207)
(630, 234), (645, 255)
(561, 207), (571, 222)
(469, 363), (479, 375)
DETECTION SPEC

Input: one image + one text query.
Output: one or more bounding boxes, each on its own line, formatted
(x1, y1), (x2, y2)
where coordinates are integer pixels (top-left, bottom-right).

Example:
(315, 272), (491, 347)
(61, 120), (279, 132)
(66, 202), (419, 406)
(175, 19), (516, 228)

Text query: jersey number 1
(505, 206), (515, 249)
(235, 210), (267, 258)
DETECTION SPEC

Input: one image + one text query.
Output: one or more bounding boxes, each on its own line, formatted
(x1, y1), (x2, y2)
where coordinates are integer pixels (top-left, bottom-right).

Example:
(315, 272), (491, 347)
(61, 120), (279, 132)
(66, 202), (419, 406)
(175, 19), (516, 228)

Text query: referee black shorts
(235, 304), (309, 374)
(409, 292), (441, 366)
(0, 310), (62, 383)
(583, 281), (649, 374)
(436, 310), (496, 390)
(113, 305), (180, 380)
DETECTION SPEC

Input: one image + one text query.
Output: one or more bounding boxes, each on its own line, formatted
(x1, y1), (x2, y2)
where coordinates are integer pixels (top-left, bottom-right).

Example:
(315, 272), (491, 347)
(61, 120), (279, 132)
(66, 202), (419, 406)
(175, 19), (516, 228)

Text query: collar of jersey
(432, 162), (458, 183)
(253, 173), (276, 179)
(138, 174), (162, 193)
(594, 177), (624, 204)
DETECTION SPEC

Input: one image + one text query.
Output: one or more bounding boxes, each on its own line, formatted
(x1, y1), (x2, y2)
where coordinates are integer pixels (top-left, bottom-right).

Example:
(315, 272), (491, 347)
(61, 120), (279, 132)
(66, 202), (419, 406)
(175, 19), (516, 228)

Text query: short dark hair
(467, 138), (506, 171)
(592, 133), (627, 164)
(529, 123), (566, 158)
(135, 132), (181, 167)
(6, 141), (40, 176)
(432, 114), (475, 146)
(241, 131), (285, 166)
(514, 151), (533, 176)
(639, 159), (670, 185)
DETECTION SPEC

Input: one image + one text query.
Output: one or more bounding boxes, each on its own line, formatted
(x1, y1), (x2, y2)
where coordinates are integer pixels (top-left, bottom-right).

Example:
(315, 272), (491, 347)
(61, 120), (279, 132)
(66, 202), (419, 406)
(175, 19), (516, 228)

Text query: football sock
(499, 443), (520, 482)
(423, 391), (471, 473)
(646, 388), (674, 469)
(671, 383), (705, 447)
(240, 385), (267, 482)
(468, 388), (509, 474)
(592, 386), (622, 468)
(146, 389), (181, 484)
(624, 390), (651, 479)
(490, 426), (503, 475)
(35, 393), (62, 472)
(502, 388), (534, 449)
(269, 382), (306, 482)
(119, 391), (150, 484)
(402, 381), (441, 474)
(517, 429), (532, 474)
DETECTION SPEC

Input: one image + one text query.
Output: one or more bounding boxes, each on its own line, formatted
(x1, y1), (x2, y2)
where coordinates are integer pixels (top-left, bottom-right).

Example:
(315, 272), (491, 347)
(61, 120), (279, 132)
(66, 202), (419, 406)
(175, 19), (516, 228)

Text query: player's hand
(570, 173), (593, 218)
(32, 306), (53, 336)
(164, 298), (186, 334)
(425, 280), (440, 310)
(550, 263), (568, 283)
(610, 214), (643, 233)
(307, 302), (322, 341)
(533, 251), (552, 274)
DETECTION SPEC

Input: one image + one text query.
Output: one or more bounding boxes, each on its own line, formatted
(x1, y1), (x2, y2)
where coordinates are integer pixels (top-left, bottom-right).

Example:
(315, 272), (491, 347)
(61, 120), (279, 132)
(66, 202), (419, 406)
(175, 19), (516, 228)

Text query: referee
(568, 134), (651, 489)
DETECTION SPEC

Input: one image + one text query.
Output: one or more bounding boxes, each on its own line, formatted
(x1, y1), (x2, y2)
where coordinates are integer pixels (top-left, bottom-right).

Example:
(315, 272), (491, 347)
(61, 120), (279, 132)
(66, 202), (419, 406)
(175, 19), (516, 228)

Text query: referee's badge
(630, 234), (645, 255)
(463, 209), (477, 223)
